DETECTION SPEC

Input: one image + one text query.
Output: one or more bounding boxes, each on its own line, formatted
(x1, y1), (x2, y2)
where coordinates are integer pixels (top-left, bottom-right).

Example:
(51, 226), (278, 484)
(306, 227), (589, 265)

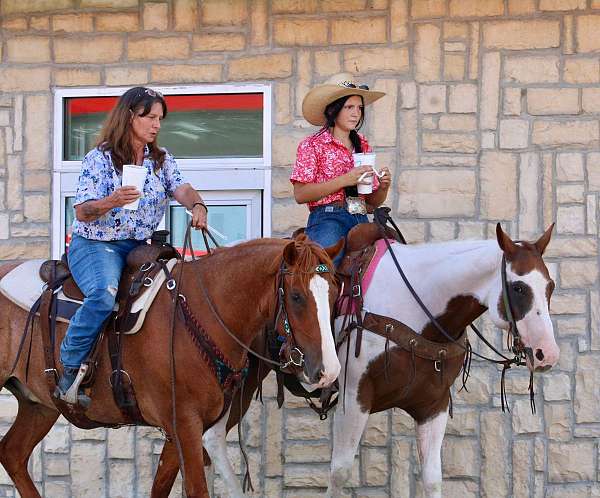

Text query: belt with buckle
(309, 201), (346, 213)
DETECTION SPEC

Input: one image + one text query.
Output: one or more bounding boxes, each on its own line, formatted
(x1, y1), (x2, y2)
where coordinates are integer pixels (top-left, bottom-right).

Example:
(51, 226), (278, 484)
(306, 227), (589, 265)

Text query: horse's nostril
(535, 349), (544, 361)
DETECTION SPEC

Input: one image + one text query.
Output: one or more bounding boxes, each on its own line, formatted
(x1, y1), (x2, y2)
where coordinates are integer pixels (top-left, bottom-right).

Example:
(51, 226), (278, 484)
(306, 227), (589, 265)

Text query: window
(63, 93), (264, 161)
(168, 190), (261, 256)
(53, 85), (272, 258)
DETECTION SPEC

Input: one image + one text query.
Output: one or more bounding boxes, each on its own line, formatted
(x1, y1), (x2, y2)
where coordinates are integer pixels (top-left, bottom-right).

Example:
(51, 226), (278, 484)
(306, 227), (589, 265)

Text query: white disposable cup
(121, 164), (146, 210)
(352, 153), (377, 195)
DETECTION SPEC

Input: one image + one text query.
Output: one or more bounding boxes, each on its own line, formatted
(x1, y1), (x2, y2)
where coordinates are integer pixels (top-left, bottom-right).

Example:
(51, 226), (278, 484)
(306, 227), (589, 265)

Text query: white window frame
(52, 84), (272, 258)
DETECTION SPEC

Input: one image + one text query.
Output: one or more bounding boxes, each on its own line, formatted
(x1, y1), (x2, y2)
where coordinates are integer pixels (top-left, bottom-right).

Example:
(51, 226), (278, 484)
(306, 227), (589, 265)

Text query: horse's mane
(288, 234), (334, 289)
(196, 235), (334, 287)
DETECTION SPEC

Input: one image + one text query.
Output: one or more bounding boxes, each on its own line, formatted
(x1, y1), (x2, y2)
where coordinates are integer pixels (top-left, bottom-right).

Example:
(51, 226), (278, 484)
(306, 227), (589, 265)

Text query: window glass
(63, 93), (263, 161)
(64, 97), (116, 161)
(65, 196), (75, 250)
(169, 204), (247, 256)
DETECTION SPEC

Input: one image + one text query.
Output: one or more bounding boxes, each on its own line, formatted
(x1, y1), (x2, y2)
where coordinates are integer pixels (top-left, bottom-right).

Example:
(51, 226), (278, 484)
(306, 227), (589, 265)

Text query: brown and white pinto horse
(0, 235), (341, 498)
(327, 224), (558, 497)
(152, 224), (558, 498)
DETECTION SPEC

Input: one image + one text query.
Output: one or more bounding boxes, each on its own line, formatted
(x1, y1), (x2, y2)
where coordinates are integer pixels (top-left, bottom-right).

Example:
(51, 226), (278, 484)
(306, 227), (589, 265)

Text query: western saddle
(33, 231), (179, 427)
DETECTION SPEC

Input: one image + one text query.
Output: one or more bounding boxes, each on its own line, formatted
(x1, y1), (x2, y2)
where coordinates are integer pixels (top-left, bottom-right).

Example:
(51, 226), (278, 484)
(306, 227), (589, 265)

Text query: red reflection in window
(66, 94), (263, 116)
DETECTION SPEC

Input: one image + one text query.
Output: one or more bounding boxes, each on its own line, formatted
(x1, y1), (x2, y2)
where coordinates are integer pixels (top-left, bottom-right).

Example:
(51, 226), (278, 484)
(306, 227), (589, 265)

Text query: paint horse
(151, 223), (559, 498)
(327, 223), (558, 498)
(0, 235), (342, 498)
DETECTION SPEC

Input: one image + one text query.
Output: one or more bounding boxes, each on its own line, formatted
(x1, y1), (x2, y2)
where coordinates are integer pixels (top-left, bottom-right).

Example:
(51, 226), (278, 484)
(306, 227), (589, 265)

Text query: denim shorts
(305, 205), (368, 265)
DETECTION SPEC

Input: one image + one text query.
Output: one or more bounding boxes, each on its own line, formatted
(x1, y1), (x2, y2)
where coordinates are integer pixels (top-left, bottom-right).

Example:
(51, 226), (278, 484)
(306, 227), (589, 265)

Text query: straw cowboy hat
(302, 73), (386, 126)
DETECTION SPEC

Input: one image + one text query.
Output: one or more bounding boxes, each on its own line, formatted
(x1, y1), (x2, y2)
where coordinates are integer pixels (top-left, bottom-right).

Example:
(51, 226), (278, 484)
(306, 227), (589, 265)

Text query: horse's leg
(415, 409), (449, 498)
(203, 409), (245, 498)
(150, 440), (180, 498)
(0, 395), (58, 497)
(151, 412), (245, 498)
(151, 414), (249, 498)
(172, 419), (210, 498)
(206, 361), (267, 498)
(152, 360), (265, 498)
(327, 396), (370, 498)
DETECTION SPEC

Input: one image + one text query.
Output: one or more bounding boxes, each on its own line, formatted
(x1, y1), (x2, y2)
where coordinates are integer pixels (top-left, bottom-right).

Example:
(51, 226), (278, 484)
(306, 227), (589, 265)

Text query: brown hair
(319, 94), (365, 152)
(96, 87), (168, 173)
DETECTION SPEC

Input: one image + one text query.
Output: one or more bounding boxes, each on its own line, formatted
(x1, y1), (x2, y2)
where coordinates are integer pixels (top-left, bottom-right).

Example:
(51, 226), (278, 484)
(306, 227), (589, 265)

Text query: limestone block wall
(0, 0), (599, 497)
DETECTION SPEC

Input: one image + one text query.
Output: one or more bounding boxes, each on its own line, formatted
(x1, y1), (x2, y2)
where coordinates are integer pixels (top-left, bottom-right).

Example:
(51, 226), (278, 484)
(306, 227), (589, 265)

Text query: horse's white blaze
(309, 274), (340, 387)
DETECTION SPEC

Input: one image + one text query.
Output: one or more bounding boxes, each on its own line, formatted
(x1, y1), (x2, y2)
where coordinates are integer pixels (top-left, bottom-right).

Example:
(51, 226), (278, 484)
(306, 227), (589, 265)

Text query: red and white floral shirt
(290, 128), (378, 208)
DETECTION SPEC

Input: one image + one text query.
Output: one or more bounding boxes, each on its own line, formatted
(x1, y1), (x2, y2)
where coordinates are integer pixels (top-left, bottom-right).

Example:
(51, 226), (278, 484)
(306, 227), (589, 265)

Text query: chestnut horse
(0, 235), (342, 498)
(152, 224), (559, 498)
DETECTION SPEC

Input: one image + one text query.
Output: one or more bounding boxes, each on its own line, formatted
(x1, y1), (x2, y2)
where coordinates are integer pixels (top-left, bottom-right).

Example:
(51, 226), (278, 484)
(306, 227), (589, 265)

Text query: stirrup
(56, 364), (91, 408)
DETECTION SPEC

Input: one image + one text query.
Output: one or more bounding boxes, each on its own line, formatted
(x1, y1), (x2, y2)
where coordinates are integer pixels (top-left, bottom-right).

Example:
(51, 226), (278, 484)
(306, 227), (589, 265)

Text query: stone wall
(0, 0), (599, 497)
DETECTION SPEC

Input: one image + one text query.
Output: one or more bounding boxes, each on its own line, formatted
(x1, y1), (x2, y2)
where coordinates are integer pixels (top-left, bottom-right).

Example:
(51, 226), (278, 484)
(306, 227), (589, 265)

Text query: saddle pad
(361, 238), (395, 295)
(337, 238), (395, 316)
(0, 259), (47, 312)
(124, 258), (177, 335)
(0, 258), (177, 334)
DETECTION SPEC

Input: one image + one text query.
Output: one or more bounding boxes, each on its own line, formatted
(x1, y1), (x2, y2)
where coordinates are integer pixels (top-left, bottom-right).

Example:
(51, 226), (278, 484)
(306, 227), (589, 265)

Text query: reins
(372, 207), (536, 413)
(165, 221), (226, 486)
(191, 252), (304, 371)
(166, 222), (332, 489)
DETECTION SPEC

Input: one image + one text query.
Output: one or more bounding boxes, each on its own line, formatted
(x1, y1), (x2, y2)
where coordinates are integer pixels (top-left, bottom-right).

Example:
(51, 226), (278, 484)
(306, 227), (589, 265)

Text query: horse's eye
(291, 292), (303, 304)
(512, 283), (523, 294)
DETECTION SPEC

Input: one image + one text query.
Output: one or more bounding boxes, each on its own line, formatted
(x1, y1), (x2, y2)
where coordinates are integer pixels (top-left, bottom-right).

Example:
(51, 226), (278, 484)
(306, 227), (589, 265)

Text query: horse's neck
(365, 239), (501, 338)
(190, 247), (278, 343)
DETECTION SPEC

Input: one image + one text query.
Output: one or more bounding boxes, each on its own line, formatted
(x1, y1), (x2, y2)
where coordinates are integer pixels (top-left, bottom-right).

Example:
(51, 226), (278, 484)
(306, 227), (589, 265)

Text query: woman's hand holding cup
(344, 165), (373, 187)
(108, 186), (141, 208)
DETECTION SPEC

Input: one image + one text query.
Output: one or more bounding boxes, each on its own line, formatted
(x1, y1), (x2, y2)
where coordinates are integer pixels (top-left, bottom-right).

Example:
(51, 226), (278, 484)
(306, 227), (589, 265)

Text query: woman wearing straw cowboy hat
(290, 75), (391, 264)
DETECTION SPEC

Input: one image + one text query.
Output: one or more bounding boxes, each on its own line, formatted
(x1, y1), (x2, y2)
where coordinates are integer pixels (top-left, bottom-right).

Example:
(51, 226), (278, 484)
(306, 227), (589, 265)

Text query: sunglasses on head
(339, 81), (369, 90)
(139, 87), (163, 99)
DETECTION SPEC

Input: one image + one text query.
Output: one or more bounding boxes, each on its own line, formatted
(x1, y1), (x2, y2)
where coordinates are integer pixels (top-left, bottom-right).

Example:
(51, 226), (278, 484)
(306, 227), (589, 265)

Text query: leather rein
(165, 222), (333, 486)
(372, 207), (537, 414)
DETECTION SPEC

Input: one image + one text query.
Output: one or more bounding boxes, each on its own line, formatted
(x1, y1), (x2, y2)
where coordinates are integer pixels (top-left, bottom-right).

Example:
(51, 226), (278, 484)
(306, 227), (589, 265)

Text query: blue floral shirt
(72, 146), (185, 241)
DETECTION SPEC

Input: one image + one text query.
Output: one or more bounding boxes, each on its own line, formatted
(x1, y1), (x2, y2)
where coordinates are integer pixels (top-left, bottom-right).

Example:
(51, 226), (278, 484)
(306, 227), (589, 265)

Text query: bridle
(175, 224), (334, 372)
(273, 261), (333, 373)
(500, 253), (534, 367)
(373, 207), (538, 413)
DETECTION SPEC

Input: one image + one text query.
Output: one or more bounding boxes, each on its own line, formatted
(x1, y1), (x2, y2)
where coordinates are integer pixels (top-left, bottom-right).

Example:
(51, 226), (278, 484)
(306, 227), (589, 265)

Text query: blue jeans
(305, 205), (368, 265)
(60, 234), (144, 369)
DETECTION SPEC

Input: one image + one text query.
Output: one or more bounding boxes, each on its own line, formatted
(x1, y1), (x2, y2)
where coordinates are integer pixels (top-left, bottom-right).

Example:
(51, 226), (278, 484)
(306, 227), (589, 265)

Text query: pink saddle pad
(336, 238), (396, 315)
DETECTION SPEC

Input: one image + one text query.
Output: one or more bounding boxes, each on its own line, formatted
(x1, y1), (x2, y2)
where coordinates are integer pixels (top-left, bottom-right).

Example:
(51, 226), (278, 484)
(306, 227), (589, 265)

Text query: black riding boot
(54, 366), (91, 408)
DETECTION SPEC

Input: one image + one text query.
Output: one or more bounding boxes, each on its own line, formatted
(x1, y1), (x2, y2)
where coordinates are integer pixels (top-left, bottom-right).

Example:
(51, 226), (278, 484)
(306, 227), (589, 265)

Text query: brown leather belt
(309, 201), (346, 212)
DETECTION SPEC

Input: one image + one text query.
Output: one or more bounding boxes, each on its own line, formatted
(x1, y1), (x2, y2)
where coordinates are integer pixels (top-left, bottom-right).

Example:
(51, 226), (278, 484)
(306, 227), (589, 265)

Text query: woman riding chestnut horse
(0, 235), (342, 498)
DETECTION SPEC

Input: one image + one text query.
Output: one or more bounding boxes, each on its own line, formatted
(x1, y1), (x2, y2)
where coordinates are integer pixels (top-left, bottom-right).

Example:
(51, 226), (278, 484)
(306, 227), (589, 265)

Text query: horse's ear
(283, 240), (298, 266)
(324, 238), (344, 262)
(496, 223), (518, 256)
(534, 223), (554, 255)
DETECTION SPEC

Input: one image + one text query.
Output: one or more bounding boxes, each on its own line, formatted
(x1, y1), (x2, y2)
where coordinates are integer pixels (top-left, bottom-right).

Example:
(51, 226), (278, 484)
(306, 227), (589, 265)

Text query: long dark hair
(96, 87), (168, 173)
(321, 94), (365, 152)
